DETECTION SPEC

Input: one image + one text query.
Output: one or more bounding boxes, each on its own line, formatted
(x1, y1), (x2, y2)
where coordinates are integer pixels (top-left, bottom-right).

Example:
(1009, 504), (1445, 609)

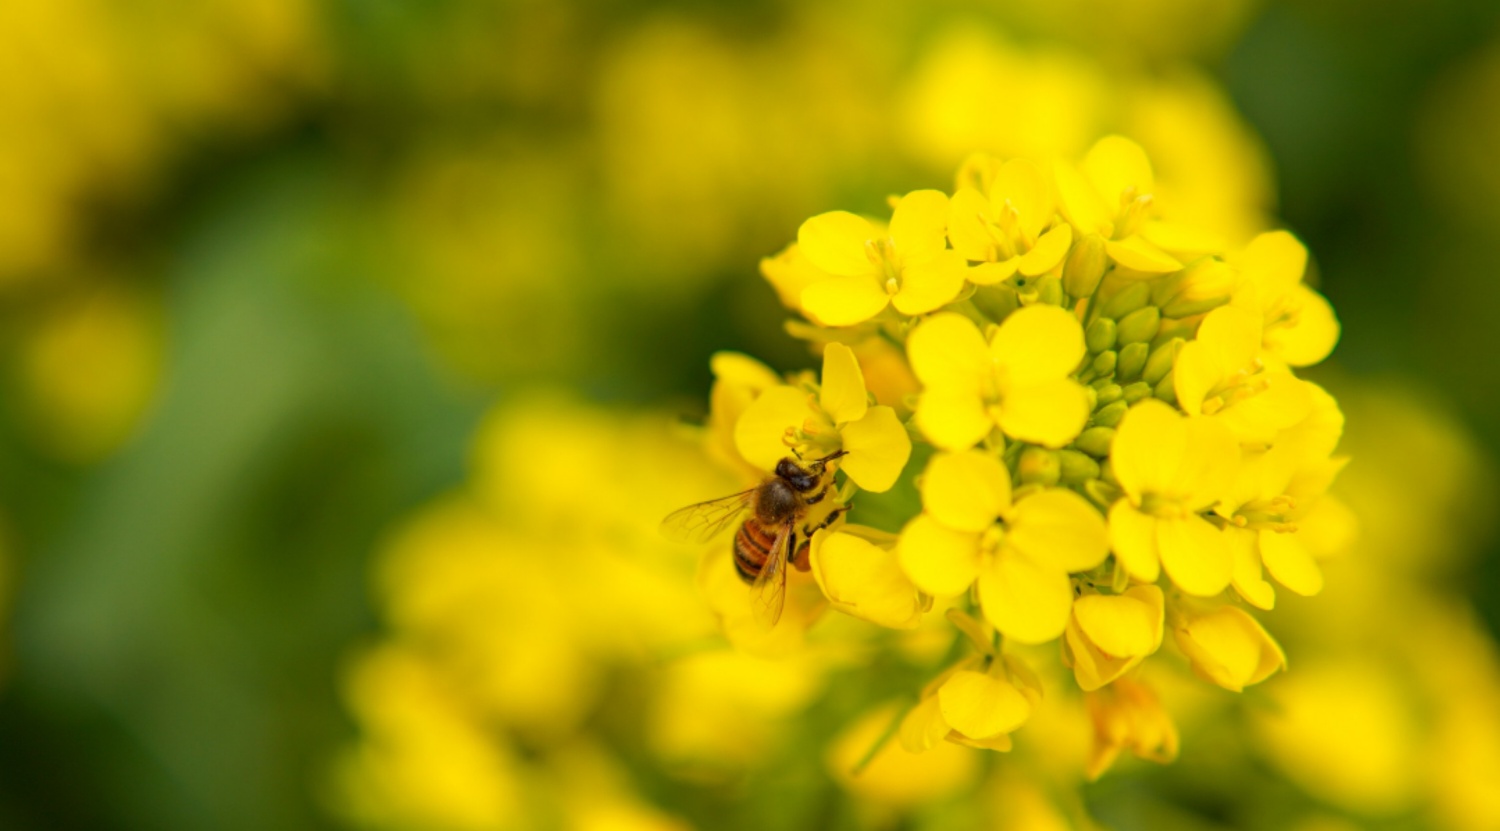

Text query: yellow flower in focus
(797, 190), (968, 325)
(735, 342), (912, 491)
(900, 651), (1044, 753)
(1053, 136), (1182, 273)
(1173, 603), (1286, 691)
(948, 156), (1074, 284)
(1174, 305), (1313, 444)
(1108, 399), (1239, 595)
(898, 450), (1108, 643)
(909, 307), (1090, 449)
(812, 527), (926, 629)
(1063, 585), (1165, 691)
(1231, 230), (1341, 367)
(1084, 677), (1179, 780)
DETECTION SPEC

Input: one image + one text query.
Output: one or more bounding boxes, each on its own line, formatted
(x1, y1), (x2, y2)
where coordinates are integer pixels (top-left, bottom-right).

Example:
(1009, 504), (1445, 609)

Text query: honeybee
(662, 450), (849, 626)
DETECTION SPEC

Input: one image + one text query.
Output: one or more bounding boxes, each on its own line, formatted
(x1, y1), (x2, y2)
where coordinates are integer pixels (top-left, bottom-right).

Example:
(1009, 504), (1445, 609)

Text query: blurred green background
(1, 1), (1498, 829)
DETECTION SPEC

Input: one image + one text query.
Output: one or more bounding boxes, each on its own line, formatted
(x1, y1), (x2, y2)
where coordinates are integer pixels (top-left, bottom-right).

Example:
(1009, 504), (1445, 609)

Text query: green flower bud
(1058, 449), (1101, 485)
(1151, 320), (1197, 353)
(1063, 233), (1108, 299)
(1092, 350), (1117, 377)
(1095, 383), (1123, 406)
(1121, 381), (1153, 404)
(1142, 337), (1184, 385)
(1155, 258), (1236, 318)
(1154, 370), (1178, 404)
(973, 284), (1020, 322)
(1116, 306), (1161, 345)
(1035, 275), (1064, 307)
(1074, 426), (1115, 458)
(1101, 281), (1151, 319)
(1093, 399), (1129, 427)
(1116, 341), (1148, 380)
(1018, 447), (1061, 486)
(1086, 318), (1117, 353)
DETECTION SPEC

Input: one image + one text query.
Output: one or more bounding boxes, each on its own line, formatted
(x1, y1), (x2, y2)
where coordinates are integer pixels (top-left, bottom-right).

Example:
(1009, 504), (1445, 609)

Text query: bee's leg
(804, 487), (828, 506)
(799, 505), (850, 541)
(792, 538), (812, 572)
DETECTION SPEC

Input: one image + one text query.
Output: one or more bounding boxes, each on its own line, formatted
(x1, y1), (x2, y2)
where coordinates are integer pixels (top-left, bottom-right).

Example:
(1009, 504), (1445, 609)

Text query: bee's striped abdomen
(733, 521), (777, 583)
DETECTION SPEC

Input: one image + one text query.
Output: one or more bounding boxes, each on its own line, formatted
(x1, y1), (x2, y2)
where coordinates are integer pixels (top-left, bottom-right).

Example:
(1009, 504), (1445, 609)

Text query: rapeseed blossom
(680, 135), (1348, 786)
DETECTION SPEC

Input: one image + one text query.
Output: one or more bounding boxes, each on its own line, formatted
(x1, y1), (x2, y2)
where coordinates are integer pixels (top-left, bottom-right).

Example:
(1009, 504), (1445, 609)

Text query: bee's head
(774, 457), (820, 492)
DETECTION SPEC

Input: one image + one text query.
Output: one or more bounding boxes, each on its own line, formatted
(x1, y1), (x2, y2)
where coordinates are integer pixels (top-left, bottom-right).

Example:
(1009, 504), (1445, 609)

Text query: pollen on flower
(678, 134), (1347, 784)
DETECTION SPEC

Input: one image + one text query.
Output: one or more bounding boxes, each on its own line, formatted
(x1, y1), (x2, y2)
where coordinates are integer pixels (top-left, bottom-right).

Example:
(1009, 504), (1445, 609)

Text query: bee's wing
(660, 488), (756, 544)
(750, 520), (793, 629)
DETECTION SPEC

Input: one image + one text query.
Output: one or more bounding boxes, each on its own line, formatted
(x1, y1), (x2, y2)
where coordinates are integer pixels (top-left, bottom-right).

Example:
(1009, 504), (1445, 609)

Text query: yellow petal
(840, 406), (912, 493)
(711, 351), (782, 391)
(989, 303), (1086, 385)
(1109, 501), (1161, 583)
(1110, 399), (1188, 501)
(907, 312), (989, 390)
(938, 670), (1031, 739)
(977, 550), (1073, 644)
(1106, 236), (1182, 273)
(892, 250), (967, 315)
(801, 275), (890, 327)
(921, 449), (1011, 533)
(1140, 221), (1226, 258)
(915, 388), (993, 451)
(1259, 530), (1324, 596)
(1197, 305), (1263, 377)
(1053, 159), (1112, 238)
(993, 158), (1051, 241)
(1006, 488), (1109, 572)
(1076, 584), (1164, 658)
(1083, 135), (1155, 205)
(966, 259), (1019, 285)
(734, 385), (811, 472)
(819, 343), (869, 426)
(813, 532), (924, 629)
(1230, 529), (1276, 610)
(993, 377), (1091, 448)
(1018, 223), (1073, 277)
(946, 187), (995, 262)
(890, 190), (950, 262)
(1175, 605), (1286, 691)
(798, 211), (877, 277)
(1178, 413), (1242, 510)
(1172, 340), (1216, 417)
(1157, 514), (1232, 597)
(897, 515), (981, 597)
(1239, 230), (1307, 299)
(1267, 285), (1340, 367)
(898, 695), (950, 753)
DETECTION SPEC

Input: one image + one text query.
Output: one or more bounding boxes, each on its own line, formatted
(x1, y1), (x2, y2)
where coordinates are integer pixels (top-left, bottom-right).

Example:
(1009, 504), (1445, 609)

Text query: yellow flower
(797, 190), (968, 325)
(734, 342), (912, 491)
(1173, 603), (1286, 691)
(1108, 399), (1239, 596)
(947, 156), (1074, 284)
(829, 702), (979, 807)
(1063, 584), (1166, 691)
(759, 242), (836, 313)
(909, 307), (1090, 449)
(900, 652), (1044, 753)
(705, 351), (785, 479)
(1174, 304), (1313, 445)
(1053, 136), (1182, 273)
(1231, 230), (1340, 367)
(812, 527), (927, 629)
(898, 449), (1108, 643)
(1084, 677), (1179, 780)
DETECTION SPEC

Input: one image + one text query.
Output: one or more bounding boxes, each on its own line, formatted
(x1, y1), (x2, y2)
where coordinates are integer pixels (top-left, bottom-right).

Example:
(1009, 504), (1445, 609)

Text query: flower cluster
(699, 135), (1345, 777)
